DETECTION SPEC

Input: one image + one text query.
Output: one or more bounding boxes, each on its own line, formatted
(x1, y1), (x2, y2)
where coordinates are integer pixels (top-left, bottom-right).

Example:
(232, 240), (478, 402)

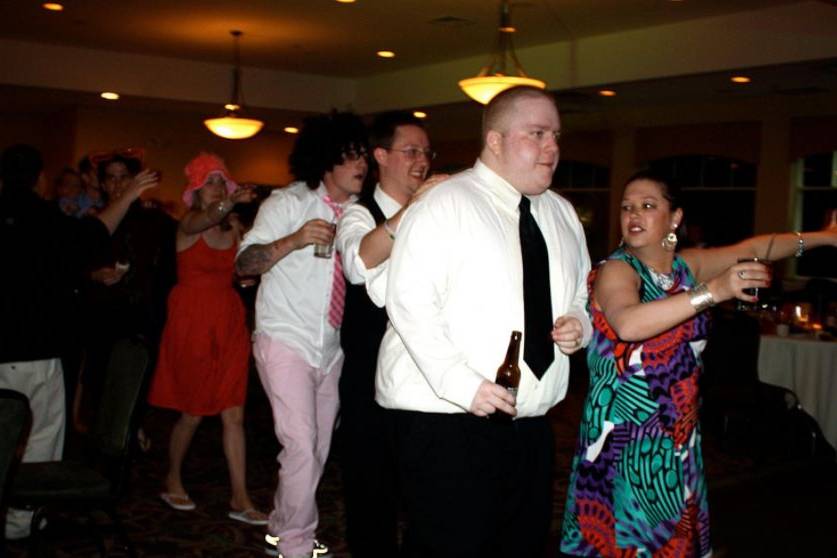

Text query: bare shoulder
(596, 259), (640, 289)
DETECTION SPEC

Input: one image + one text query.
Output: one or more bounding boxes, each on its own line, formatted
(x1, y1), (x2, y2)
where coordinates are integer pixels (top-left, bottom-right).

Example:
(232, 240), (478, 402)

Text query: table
(758, 334), (837, 452)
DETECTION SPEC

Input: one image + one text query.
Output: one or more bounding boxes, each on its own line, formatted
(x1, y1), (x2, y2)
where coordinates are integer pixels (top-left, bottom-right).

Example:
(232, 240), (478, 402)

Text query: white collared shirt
(377, 159), (592, 417)
(238, 181), (351, 370)
(335, 184), (403, 307)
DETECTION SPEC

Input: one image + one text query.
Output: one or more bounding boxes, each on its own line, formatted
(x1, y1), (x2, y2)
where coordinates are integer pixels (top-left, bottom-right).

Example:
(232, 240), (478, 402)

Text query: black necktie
(519, 196), (554, 379)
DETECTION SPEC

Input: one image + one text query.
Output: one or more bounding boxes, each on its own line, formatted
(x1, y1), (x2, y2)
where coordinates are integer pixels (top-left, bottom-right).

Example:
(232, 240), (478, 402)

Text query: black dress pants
(337, 354), (399, 558)
(393, 410), (555, 558)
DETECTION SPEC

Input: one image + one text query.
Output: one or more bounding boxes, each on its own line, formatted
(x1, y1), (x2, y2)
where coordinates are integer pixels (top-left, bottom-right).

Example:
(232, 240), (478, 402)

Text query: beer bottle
(493, 330), (521, 420)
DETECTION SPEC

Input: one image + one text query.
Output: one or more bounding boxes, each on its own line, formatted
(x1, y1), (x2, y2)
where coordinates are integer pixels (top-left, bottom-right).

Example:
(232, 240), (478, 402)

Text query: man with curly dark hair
(236, 111), (368, 558)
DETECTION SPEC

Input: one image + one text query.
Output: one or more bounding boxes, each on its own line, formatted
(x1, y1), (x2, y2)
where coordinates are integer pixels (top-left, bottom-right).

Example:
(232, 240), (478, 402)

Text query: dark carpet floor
(6, 363), (837, 557)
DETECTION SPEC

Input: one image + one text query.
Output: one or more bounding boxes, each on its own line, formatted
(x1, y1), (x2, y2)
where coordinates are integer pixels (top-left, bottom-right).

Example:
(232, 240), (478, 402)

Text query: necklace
(646, 266), (675, 290)
(623, 247), (675, 290)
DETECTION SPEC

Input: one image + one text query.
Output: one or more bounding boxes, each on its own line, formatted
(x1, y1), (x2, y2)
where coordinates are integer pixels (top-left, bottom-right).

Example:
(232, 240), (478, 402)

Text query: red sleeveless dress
(148, 237), (249, 415)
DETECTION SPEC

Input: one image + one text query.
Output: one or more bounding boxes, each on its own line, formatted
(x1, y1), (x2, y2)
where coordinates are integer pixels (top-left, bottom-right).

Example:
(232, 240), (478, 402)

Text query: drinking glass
(314, 222), (337, 259)
(736, 257), (771, 311)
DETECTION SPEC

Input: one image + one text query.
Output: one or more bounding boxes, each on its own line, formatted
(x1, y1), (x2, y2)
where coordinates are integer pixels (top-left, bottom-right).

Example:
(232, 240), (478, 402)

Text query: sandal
(160, 492), (196, 511)
(228, 508), (268, 526)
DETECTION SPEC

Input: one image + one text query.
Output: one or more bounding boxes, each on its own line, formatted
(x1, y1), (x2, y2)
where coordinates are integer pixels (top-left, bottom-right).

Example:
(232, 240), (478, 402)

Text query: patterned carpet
(6, 361), (837, 557)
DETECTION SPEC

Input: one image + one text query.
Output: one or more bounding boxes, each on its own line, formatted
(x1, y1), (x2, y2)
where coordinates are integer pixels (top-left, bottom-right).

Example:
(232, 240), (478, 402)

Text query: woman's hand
(229, 185), (257, 205)
(707, 260), (771, 304)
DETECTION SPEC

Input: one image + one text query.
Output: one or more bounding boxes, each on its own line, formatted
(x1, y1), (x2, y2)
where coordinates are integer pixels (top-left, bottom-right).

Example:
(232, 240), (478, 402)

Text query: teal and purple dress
(561, 248), (712, 557)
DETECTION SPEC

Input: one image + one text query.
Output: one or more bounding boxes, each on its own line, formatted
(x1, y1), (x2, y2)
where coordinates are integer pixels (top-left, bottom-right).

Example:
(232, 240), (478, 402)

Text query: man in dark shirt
(0, 144), (158, 539)
(77, 154), (177, 428)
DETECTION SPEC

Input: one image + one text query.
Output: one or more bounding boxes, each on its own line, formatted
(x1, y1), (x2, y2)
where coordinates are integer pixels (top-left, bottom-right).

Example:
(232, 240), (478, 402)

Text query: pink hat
(182, 152), (238, 206)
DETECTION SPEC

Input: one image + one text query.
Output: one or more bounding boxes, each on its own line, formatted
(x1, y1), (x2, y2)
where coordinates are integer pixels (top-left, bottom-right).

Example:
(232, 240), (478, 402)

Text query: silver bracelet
(794, 231), (804, 258)
(383, 219), (396, 240)
(688, 283), (715, 313)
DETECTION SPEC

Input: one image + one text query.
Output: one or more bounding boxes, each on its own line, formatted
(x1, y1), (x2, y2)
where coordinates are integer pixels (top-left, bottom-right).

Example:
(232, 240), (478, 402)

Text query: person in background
(148, 153), (264, 524)
(78, 154), (105, 214)
(54, 167), (84, 216)
(335, 111), (446, 557)
(235, 112), (368, 558)
(0, 143), (158, 540)
(76, 151), (177, 436)
(377, 86), (592, 558)
(560, 170), (837, 557)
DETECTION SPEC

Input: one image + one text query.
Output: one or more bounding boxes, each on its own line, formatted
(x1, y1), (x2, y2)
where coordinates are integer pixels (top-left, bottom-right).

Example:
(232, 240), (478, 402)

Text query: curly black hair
(289, 111), (368, 189)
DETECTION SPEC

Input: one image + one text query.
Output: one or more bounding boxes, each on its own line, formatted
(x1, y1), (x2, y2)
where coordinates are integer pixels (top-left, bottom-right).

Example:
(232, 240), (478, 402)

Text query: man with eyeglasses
(334, 111), (446, 558)
(376, 87), (592, 558)
(236, 111), (368, 558)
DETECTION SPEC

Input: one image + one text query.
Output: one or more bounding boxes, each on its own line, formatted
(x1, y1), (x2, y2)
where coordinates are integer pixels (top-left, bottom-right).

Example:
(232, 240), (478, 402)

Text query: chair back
(92, 337), (150, 458)
(702, 308), (761, 389)
(0, 389), (30, 506)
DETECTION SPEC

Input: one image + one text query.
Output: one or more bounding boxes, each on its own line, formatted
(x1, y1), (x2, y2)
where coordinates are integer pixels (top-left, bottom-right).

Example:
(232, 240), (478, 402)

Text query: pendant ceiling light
(458, 1), (546, 105)
(204, 30), (264, 140)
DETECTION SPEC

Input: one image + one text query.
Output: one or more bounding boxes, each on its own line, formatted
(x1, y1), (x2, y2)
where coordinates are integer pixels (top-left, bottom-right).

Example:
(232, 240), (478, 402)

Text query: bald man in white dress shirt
(376, 86), (592, 558)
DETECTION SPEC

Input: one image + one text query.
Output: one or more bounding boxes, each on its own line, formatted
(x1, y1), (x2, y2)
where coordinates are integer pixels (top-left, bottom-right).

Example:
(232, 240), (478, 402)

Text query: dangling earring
(661, 225), (678, 251)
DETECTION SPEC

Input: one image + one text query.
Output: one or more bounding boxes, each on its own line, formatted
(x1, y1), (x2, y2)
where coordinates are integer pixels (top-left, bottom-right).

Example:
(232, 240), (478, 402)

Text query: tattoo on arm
(235, 243), (278, 276)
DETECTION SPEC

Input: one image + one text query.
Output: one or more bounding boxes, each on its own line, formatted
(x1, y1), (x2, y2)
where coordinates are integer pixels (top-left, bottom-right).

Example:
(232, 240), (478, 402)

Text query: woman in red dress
(148, 153), (265, 524)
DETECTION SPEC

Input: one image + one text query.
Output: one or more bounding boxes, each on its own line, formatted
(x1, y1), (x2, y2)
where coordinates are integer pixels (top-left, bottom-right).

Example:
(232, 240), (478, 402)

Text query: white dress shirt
(335, 184), (403, 307)
(377, 159), (592, 417)
(238, 181), (351, 371)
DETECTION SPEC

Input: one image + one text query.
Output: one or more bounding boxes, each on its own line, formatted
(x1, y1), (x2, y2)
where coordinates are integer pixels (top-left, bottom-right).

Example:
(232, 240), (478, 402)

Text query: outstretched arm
(180, 187), (256, 235)
(96, 169), (159, 233)
(682, 219), (837, 283)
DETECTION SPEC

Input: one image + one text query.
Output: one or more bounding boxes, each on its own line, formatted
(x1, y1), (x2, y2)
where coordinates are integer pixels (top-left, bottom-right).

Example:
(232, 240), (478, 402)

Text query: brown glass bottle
(493, 330), (521, 420)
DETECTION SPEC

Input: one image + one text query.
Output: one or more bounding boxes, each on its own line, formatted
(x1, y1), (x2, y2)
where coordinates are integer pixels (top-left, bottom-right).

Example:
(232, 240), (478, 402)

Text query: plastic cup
(314, 223), (337, 259)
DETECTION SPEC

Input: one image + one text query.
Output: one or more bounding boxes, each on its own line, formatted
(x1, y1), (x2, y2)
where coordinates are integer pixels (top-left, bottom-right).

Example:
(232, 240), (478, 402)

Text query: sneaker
(264, 534), (330, 558)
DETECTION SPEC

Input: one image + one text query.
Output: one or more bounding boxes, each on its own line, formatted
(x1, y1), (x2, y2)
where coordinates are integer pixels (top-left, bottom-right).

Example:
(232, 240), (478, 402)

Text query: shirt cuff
(438, 365), (487, 412)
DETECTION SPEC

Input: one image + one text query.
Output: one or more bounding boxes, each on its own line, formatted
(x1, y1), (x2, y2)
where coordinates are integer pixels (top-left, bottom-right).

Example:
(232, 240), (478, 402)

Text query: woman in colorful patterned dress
(148, 153), (265, 524)
(560, 171), (837, 557)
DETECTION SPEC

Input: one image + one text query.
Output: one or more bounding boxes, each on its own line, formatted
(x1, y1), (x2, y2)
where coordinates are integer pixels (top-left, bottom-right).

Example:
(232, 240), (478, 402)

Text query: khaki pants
(0, 358), (65, 539)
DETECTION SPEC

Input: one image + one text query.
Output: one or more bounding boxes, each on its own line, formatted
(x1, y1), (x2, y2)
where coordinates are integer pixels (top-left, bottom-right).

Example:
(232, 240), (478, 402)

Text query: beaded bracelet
(383, 219), (396, 240)
(794, 231), (805, 258)
(688, 283), (715, 313)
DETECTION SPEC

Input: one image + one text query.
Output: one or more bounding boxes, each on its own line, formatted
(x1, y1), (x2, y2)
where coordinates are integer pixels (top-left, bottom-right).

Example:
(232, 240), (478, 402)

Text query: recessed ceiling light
(283, 126), (299, 134)
(336, 0), (356, 3)
(376, 50), (396, 59)
(731, 75), (751, 84)
(413, 111), (427, 119)
(598, 89), (616, 97)
(100, 92), (120, 101)
(42, 3), (63, 11)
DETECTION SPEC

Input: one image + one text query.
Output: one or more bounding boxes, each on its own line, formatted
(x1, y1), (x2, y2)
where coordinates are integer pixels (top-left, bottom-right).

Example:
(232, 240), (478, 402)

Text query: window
(647, 155), (756, 248)
(793, 152), (836, 278)
(551, 161), (611, 262)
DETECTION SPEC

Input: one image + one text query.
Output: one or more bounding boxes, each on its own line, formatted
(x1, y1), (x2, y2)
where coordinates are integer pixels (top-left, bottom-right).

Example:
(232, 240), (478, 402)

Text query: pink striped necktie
(323, 195), (345, 328)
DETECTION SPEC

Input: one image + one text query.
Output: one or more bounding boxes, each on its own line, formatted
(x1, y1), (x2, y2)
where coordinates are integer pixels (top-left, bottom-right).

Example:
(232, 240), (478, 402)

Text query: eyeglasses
(386, 147), (437, 161)
(343, 149), (369, 162)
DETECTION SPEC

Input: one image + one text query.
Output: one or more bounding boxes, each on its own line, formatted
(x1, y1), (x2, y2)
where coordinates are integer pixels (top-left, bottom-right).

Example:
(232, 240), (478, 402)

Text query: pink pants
(253, 334), (342, 558)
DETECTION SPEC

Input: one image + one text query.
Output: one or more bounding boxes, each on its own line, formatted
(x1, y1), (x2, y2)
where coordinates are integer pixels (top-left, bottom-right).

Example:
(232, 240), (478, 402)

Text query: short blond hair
(481, 86), (557, 142)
